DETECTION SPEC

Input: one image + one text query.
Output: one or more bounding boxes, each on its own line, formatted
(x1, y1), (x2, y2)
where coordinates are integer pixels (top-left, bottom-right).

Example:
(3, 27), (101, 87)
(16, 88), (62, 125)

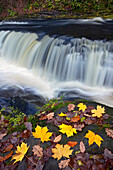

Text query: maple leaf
(32, 145), (43, 157)
(59, 124), (77, 137)
(85, 130), (103, 147)
(70, 115), (80, 122)
(58, 112), (67, 117)
(67, 141), (78, 147)
(105, 128), (113, 138)
(32, 125), (52, 142)
(12, 142), (29, 163)
(39, 112), (54, 120)
(77, 103), (87, 112)
(59, 159), (70, 169)
(80, 141), (85, 153)
(67, 104), (75, 111)
(52, 144), (73, 160)
(53, 134), (62, 143)
(91, 105), (105, 118)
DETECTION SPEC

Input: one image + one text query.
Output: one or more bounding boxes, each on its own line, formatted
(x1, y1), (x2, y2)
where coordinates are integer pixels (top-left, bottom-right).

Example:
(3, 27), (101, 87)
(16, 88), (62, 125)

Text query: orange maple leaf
(32, 125), (52, 142)
(91, 105), (105, 118)
(67, 141), (78, 147)
(85, 130), (103, 147)
(52, 144), (73, 160)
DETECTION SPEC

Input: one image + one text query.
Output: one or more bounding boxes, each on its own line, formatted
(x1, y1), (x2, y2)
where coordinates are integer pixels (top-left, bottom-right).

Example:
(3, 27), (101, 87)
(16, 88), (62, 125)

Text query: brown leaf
(67, 104), (75, 111)
(105, 128), (113, 138)
(53, 135), (62, 143)
(0, 132), (7, 140)
(59, 159), (70, 169)
(84, 119), (93, 125)
(24, 122), (32, 132)
(103, 148), (113, 159)
(3, 144), (13, 152)
(80, 141), (85, 153)
(4, 151), (13, 160)
(74, 123), (85, 131)
(32, 145), (43, 157)
(67, 141), (78, 147)
(70, 115), (80, 122)
(0, 156), (4, 162)
(39, 112), (54, 120)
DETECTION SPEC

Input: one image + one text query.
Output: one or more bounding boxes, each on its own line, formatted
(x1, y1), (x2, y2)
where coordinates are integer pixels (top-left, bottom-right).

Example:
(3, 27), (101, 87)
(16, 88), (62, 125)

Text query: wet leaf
(32, 125), (52, 142)
(0, 156), (4, 162)
(59, 123), (77, 137)
(67, 141), (78, 147)
(53, 134), (62, 143)
(81, 117), (86, 122)
(4, 151), (13, 160)
(67, 104), (75, 111)
(58, 112), (67, 117)
(74, 123), (85, 131)
(91, 105), (105, 118)
(32, 145), (43, 157)
(103, 148), (113, 159)
(85, 130), (103, 147)
(59, 159), (70, 169)
(80, 141), (85, 153)
(12, 142), (29, 164)
(77, 103), (87, 112)
(52, 144), (73, 160)
(105, 128), (113, 138)
(0, 132), (7, 140)
(70, 115), (80, 122)
(24, 122), (32, 132)
(3, 144), (13, 152)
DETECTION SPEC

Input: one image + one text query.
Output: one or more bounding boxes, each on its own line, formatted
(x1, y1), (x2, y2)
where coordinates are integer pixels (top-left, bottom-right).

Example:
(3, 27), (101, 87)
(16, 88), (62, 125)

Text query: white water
(0, 30), (113, 107)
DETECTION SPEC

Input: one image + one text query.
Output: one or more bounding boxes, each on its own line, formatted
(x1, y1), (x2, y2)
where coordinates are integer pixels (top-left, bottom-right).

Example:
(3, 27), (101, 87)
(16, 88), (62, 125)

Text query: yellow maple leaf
(85, 130), (103, 147)
(58, 112), (67, 117)
(12, 142), (29, 164)
(59, 123), (77, 137)
(52, 144), (73, 160)
(91, 105), (105, 118)
(32, 125), (52, 142)
(77, 103), (87, 112)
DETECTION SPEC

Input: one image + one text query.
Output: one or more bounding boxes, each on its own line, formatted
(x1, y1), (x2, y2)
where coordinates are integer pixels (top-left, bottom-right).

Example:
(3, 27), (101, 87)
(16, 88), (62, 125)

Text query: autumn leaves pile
(7, 102), (113, 169)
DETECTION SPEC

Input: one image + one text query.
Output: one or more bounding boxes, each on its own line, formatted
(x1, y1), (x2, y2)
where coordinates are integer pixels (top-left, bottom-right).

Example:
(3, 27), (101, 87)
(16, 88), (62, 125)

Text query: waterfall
(0, 30), (113, 106)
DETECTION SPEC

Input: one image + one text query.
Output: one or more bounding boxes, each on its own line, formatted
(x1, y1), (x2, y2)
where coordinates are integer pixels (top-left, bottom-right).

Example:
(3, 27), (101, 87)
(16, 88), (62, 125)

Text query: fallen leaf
(77, 103), (87, 112)
(39, 112), (54, 120)
(80, 141), (85, 153)
(12, 142), (29, 164)
(85, 130), (103, 147)
(52, 144), (73, 160)
(24, 122), (32, 132)
(67, 104), (75, 111)
(0, 132), (7, 140)
(91, 105), (105, 118)
(67, 141), (78, 147)
(32, 145), (43, 157)
(74, 123), (85, 131)
(70, 115), (80, 122)
(53, 135), (62, 143)
(4, 151), (13, 161)
(103, 148), (113, 159)
(3, 144), (13, 152)
(0, 156), (4, 162)
(59, 159), (70, 169)
(32, 125), (52, 142)
(84, 119), (93, 125)
(58, 112), (67, 117)
(59, 123), (77, 137)
(105, 128), (113, 138)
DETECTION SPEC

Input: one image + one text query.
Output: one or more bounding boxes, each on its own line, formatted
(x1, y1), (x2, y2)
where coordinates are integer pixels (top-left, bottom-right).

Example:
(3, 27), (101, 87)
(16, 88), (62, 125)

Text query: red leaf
(67, 141), (78, 147)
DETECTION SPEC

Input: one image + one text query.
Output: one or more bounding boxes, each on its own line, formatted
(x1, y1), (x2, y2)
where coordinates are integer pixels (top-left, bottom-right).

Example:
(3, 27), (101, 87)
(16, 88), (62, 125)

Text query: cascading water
(0, 28), (113, 107)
